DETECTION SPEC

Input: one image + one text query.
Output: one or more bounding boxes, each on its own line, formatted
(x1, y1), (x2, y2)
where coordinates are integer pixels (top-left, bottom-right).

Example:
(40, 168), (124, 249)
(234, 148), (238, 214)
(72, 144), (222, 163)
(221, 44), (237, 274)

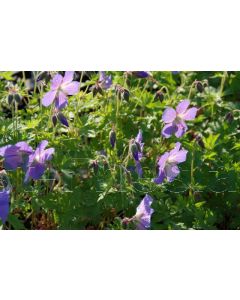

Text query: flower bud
(109, 129), (116, 148)
(14, 94), (22, 103)
(132, 71), (151, 78)
(58, 112), (69, 127)
(130, 142), (139, 161)
(195, 81), (204, 93)
(52, 115), (57, 127)
(225, 112), (234, 123)
(92, 84), (103, 97)
(154, 90), (164, 102)
(7, 94), (13, 105)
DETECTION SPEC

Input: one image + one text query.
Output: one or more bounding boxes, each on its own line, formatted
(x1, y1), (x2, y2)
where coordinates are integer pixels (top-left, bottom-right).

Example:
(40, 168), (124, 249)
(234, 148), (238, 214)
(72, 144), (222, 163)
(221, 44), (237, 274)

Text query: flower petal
(55, 92), (68, 109)
(176, 99), (190, 114)
(182, 107), (198, 121)
(63, 71), (74, 84)
(162, 107), (177, 123)
(58, 112), (69, 127)
(42, 148), (54, 162)
(162, 123), (177, 138)
(0, 190), (10, 223)
(175, 121), (187, 138)
(62, 82), (79, 95)
(169, 149), (188, 164)
(25, 163), (45, 182)
(135, 161), (143, 177)
(154, 169), (165, 184)
(42, 90), (57, 107)
(165, 164), (180, 182)
(50, 74), (63, 90)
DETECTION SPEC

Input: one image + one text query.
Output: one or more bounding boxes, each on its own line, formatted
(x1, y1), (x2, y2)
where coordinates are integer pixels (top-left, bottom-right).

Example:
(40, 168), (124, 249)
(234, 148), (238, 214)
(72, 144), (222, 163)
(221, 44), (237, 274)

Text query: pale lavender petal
(62, 71), (74, 84)
(157, 152), (169, 169)
(162, 123), (177, 138)
(135, 194), (154, 229)
(62, 82), (79, 95)
(42, 148), (54, 162)
(182, 107), (198, 121)
(55, 91), (68, 109)
(165, 164), (180, 182)
(175, 121), (187, 138)
(37, 140), (48, 153)
(168, 149), (188, 164)
(42, 90), (57, 107)
(0, 146), (7, 156)
(162, 107), (177, 123)
(176, 99), (190, 114)
(51, 74), (63, 90)
(169, 142), (181, 156)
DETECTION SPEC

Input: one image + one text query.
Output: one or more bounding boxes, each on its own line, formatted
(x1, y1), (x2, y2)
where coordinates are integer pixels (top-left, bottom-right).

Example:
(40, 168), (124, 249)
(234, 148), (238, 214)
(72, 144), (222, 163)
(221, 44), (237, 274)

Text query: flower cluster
(120, 99), (197, 229)
(0, 140), (54, 223)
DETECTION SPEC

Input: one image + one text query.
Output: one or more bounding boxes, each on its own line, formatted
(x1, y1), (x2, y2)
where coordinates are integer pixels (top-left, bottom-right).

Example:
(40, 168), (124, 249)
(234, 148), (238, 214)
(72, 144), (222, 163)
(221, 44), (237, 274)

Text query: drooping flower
(162, 99), (198, 138)
(131, 71), (152, 78)
(0, 142), (33, 171)
(133, 194), (154, 229)
(24, 140), (54, 183)
(99, 71), (112, 90)
(42, 71), (79, 110)
(130, 130), (144, 177)
(154, 142), (188, 184)
(0, 189), (10, 224)
(52, 107), (69, 127)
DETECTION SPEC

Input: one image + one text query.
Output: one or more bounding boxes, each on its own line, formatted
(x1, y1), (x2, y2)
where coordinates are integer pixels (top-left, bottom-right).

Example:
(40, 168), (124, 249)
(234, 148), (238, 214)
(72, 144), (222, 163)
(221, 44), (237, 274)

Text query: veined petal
(176, 99), (190, 114)
(42, 90), (57, 107)
(51, 74), (63, 90)
(162, 107), (177, 123)
(42, 148), (54, 162)
(175, 121), (187, 138)
(165, 164), (180, 182)
(182, 107), (198, 120)
(168, 149), (188, 164)
(62, 71), (74, 84)
(62, 82), (79, 95)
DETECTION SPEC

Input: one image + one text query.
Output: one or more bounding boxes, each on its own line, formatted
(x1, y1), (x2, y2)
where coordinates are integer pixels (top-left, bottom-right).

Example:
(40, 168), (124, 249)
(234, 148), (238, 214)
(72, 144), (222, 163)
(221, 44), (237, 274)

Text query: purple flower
(162, 99), (198, 138)
(42, 71), (79, 110)
(52, 108), (69, 127)
(0, 142), (33, 171)
(132, 71), (152, 78)
(154, 142), (188, 184)
(24, 140), (54, 183)
(99, 72), (112, 90)
(134, 194), (154, 229)
(0, 189), (10, 224)
(130, 130), (144, 177)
